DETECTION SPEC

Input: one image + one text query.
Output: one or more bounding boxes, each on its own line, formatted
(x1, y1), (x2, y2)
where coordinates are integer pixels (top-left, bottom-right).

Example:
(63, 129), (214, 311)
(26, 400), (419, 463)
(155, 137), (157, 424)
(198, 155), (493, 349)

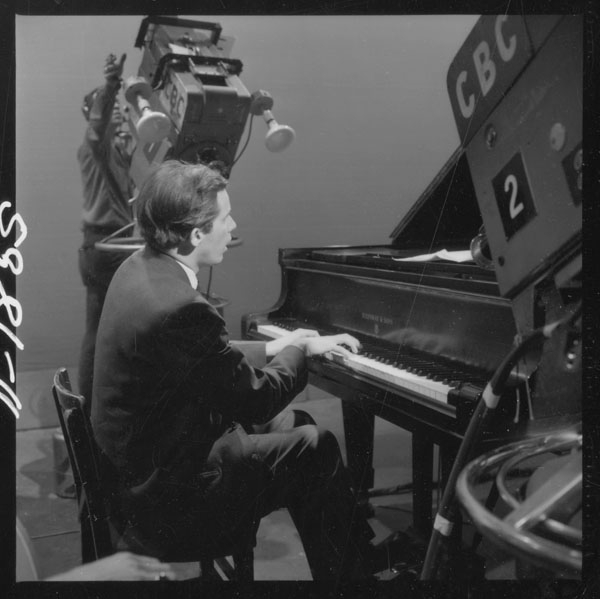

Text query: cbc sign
(447, 15), (532, 146)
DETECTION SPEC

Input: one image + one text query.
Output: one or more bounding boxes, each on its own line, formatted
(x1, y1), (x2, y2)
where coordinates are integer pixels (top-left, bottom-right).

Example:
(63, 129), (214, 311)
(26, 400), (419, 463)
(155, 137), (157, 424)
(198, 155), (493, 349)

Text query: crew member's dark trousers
(249, 409), (375, 581)
(78, 227), (129, 413)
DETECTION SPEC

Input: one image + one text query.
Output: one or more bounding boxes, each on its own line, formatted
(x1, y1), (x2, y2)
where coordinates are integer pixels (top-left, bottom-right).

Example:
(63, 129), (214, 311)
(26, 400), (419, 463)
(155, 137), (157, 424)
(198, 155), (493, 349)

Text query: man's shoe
(368, 530), (425, 575)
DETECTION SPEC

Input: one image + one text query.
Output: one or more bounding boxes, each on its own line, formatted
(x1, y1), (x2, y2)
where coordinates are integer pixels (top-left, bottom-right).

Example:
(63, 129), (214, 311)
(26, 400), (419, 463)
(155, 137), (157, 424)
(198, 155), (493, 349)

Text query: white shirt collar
(174, 259), (198, 289)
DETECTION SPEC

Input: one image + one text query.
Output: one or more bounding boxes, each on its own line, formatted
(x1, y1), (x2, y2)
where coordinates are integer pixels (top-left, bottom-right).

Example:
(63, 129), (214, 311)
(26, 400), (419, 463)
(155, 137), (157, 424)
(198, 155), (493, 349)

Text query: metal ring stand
(96, 236), (244, 253)
(455, 426), (582, 573)
(93, 221), (139, 253)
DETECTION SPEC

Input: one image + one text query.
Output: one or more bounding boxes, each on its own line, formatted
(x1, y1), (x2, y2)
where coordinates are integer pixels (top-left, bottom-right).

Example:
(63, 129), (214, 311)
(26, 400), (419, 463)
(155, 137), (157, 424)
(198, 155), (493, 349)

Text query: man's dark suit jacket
(91, 247), (308, 557)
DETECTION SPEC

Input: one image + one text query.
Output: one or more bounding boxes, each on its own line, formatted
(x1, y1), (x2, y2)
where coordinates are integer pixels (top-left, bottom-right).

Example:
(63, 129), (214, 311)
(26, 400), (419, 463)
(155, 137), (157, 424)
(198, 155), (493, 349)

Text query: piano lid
(389, 147), (482, 252)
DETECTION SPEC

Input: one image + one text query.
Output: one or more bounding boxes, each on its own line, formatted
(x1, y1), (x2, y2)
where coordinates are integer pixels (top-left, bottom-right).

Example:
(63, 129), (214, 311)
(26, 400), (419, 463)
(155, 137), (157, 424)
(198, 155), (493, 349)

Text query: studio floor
(15, 371), (520, 582)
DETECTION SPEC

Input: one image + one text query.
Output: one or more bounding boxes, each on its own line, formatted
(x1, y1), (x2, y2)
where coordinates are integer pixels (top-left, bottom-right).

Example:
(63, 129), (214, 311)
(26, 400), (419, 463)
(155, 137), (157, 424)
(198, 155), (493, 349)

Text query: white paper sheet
(393, 249), (474, 263)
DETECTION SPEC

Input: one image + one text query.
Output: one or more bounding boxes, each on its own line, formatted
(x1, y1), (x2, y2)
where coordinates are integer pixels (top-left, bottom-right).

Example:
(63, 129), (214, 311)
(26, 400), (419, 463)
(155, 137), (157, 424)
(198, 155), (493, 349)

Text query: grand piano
(243, 147), (523, 536)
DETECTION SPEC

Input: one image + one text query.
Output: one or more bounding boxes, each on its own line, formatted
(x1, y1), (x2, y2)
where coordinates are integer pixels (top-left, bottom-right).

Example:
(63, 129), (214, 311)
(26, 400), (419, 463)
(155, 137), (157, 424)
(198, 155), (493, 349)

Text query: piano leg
(412, 435), (434, 537)
(341, 396), (436, 540)
(341, 394), (375, 506)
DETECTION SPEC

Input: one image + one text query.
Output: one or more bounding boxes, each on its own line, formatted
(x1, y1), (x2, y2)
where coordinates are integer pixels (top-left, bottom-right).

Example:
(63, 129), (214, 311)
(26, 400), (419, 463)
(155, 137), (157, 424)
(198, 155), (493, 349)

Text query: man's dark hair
(136, 160), (228, 251)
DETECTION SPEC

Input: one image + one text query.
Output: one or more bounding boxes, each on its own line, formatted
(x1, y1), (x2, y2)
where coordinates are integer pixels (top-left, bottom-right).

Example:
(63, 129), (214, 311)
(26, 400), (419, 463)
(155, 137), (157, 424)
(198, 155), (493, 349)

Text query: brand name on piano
(361, 312), (393, 326)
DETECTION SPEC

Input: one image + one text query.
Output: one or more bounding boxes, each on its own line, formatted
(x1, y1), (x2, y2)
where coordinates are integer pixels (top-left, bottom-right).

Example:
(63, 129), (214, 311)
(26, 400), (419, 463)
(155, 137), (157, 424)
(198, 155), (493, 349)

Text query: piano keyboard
(256, 323), (456, 403)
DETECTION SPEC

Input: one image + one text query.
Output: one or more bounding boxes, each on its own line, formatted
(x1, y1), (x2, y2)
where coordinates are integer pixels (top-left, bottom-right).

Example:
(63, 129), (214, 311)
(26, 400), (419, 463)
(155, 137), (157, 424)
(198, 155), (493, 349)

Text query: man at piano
(91, 160), (399, 580)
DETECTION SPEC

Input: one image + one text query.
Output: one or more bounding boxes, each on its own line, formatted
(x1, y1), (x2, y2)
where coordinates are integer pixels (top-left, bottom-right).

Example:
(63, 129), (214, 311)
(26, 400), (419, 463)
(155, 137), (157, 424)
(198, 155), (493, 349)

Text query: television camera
(123, 16), (295, 187)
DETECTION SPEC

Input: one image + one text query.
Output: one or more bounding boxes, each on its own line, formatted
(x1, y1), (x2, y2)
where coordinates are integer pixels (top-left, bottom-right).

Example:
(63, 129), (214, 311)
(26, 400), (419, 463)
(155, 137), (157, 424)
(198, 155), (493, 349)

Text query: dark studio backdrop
(15, 14), (478, 428)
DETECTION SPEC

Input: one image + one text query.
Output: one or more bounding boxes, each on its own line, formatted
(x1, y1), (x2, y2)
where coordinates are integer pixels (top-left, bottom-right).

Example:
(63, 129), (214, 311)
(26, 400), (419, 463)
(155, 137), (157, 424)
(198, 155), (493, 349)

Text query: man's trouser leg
(251, 424), (374, 581)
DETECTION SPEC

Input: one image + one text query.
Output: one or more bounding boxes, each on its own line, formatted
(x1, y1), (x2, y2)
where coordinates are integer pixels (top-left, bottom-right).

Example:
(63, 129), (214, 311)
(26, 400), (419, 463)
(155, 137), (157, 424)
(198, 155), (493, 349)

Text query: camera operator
(77, 52), (134, 414)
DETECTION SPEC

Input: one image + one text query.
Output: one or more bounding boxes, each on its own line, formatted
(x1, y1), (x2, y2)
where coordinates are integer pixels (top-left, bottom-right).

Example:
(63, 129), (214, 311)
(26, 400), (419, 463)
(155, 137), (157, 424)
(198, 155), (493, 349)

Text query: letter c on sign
(495, 15), (517, 62)
(456, 71), (474, 118)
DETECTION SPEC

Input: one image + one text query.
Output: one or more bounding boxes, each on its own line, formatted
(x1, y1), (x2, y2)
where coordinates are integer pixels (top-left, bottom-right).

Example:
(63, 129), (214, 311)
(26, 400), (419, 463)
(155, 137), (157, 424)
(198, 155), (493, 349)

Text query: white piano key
(331, 353), (451, 403)
(256, 324), (288, 338)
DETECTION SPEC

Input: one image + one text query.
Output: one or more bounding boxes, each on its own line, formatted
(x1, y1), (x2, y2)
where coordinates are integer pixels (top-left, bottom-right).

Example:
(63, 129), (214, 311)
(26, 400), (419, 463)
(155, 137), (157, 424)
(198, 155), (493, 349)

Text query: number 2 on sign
(492, 153), (536, 239)
(504, 174), (524, 219)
